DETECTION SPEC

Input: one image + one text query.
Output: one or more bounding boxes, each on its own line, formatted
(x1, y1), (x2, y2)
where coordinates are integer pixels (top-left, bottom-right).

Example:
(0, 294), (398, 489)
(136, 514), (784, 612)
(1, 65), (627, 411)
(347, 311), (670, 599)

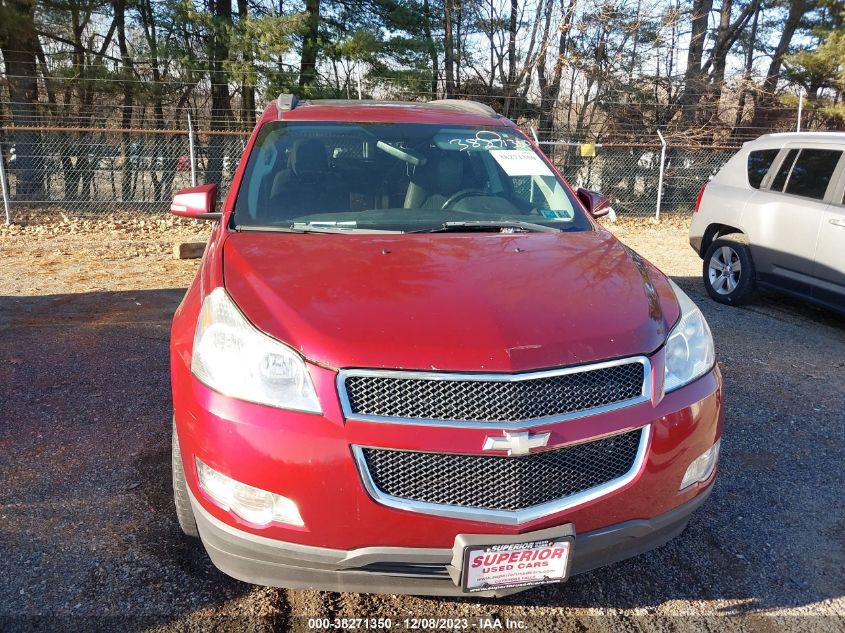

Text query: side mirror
(577, 187), (611, 218)
(170, 184), (222, 220)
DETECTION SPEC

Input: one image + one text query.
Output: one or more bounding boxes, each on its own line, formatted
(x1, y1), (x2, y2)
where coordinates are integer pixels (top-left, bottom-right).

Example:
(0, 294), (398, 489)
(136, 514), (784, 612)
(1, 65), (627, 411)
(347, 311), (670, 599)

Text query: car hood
(222, 230), (679, 372)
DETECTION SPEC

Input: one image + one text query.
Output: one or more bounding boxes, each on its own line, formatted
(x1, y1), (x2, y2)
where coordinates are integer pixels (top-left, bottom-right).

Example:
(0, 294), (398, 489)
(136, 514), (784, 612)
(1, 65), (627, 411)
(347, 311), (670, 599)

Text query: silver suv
(689, 132), (845, 314)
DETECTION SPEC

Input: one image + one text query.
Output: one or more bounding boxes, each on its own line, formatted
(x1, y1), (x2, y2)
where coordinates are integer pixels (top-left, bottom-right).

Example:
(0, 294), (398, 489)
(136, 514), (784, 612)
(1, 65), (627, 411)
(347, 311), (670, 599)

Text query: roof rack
(276, 93), (298, 118)
(427, 99), (497, 116)
(274, 95), (499, 118)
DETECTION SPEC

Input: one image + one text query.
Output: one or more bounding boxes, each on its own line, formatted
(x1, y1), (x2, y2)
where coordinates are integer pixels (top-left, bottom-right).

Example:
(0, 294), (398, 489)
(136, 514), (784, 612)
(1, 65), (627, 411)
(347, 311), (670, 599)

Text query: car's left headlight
(191, 287), (321, 413)
(664, 280), (715, 392)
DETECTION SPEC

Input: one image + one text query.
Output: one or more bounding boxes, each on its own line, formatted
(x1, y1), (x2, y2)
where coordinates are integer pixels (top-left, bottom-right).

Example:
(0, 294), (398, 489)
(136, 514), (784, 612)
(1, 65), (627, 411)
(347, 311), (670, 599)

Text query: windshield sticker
(539, 209), (574, 221)
(490, 150), (553, 177)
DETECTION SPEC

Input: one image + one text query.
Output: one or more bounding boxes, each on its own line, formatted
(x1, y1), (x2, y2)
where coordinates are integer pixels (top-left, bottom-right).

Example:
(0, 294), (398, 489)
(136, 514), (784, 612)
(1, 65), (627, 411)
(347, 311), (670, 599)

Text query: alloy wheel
(708, 245), (742, 295)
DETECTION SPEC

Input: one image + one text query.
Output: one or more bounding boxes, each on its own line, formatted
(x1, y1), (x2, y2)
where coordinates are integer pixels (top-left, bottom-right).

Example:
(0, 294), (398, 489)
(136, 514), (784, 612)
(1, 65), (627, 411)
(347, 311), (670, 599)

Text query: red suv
(169, 97), (722, 596)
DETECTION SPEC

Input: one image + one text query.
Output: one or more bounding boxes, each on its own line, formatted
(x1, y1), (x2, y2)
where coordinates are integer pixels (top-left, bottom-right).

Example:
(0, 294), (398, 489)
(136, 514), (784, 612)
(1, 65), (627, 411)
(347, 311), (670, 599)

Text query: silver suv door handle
(831, 219), (845, 228)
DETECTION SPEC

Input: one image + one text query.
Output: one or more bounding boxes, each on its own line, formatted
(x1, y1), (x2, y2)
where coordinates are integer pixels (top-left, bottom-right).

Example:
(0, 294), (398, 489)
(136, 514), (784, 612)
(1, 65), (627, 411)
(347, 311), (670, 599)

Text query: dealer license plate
(461, 537), (572, 592)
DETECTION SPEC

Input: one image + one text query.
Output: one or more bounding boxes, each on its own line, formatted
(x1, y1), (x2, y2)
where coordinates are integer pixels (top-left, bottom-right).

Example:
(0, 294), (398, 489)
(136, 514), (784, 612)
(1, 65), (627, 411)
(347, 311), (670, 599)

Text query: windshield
(233, 122), (591, 233)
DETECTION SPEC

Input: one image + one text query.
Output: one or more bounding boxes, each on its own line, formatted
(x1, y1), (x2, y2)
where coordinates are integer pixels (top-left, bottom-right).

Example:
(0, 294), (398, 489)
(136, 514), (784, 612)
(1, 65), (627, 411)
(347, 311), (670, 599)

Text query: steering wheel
(440, 189), (488, 210)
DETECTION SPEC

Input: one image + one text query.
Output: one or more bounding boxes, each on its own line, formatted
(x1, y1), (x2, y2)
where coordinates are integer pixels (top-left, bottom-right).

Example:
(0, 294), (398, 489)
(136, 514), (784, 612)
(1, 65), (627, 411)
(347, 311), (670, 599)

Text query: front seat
(404, 153), (465, 209)
(270, 139), (343, 218)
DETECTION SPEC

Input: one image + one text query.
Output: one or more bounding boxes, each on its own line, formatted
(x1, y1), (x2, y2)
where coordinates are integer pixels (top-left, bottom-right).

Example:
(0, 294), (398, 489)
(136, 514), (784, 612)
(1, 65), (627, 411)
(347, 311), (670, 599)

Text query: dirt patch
(0, 210), (208, 295)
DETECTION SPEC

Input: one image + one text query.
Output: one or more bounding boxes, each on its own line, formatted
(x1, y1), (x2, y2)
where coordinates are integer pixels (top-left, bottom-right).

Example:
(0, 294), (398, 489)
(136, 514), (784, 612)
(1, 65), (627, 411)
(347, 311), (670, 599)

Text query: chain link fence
(0, 126), (249, 222)
(0, 124), (737, 223)
(542, 142), (737, 218)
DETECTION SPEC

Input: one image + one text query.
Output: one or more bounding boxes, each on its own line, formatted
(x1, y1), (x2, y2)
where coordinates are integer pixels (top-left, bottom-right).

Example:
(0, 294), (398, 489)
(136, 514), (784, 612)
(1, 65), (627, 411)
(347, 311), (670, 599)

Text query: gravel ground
(0, 212), (843, 632)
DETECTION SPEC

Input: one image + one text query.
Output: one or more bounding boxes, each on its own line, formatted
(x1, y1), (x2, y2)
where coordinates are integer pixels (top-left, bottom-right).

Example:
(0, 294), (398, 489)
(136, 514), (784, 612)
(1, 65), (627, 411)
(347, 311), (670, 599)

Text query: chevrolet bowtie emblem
(482, 431), (551, 456)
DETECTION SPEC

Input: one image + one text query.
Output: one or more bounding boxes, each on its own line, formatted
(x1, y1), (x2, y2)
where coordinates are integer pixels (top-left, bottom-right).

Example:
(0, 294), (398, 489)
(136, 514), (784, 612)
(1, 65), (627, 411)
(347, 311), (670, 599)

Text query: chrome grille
(341, 360), (646, 424)
(359, 429), (643, 512)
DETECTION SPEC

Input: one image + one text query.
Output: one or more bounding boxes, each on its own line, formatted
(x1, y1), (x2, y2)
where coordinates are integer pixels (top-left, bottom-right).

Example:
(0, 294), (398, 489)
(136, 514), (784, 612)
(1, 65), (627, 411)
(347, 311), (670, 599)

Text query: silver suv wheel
(702, 236), (756, 306)
(708, 245), (742, 295)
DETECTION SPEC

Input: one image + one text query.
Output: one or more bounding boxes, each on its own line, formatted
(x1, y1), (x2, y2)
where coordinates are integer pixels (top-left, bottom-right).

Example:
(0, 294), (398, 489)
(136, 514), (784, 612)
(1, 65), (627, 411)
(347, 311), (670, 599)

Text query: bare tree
(750, 0), (807, 131)
(536, 0), (577, 140)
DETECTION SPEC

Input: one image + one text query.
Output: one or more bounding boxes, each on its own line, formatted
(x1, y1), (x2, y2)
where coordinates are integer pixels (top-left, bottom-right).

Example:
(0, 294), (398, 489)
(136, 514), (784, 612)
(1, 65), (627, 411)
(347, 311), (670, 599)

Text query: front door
(749, 146), (843, 295)
(813, 202), (845, 310)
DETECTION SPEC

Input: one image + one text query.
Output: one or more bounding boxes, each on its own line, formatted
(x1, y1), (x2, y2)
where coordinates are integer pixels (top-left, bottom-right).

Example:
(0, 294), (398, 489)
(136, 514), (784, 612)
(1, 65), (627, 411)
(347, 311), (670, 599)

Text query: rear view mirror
(576, 188), (611, 218)
(170, 184), (222, 220)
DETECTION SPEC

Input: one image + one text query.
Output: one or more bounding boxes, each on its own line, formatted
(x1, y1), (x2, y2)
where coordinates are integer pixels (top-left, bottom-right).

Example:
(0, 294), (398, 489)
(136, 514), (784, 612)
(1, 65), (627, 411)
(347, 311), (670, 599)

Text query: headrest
(290, 139), (329, 178)
(413, 153), (465, 195)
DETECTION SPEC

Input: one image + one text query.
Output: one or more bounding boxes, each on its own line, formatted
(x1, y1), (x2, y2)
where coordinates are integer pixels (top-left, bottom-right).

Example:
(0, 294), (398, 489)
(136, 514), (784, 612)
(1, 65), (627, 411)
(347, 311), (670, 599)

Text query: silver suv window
(769, 149), (798, 191)
(747, 149), (779, 189)
(783, 149), (841, 200)
(768, 148), (842, 200)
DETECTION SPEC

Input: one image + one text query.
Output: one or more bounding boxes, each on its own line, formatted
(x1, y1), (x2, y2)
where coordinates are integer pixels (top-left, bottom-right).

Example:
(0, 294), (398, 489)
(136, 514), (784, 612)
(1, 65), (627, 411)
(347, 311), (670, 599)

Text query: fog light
(680, 439), (720, 490)
(195, 458), (304, 527)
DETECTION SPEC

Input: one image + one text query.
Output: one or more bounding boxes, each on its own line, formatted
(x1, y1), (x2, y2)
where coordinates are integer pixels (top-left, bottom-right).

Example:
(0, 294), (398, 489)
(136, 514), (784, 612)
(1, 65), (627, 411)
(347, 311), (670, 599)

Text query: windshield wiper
(237, 224), (346, 234)
(236, 223), (403, 234)
(409, 220), (560, 234)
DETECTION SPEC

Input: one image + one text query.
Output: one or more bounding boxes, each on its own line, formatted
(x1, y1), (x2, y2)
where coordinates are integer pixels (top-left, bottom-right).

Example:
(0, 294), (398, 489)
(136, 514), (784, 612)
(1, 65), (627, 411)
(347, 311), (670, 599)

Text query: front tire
(703, 236), (756, 306)
(172, 419), (199, 537)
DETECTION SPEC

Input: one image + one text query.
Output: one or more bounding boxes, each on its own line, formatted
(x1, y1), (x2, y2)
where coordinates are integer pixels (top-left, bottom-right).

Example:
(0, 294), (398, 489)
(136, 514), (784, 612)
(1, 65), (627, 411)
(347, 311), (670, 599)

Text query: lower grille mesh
(360, 429), (643, 512)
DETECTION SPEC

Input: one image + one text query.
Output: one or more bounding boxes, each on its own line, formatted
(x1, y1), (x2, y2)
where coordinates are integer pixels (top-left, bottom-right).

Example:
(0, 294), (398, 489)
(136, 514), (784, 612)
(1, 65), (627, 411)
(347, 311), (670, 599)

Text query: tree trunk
(71, 5), (94, 201)
(693, 0), (733, 131)
(299, 0), (320, 91)
(237, 0), (256, 126)
(710, 0), (733, 97)
(750, 0), (806, 131)
(537, 0), (577, 141)
(455, 0), (462, 91)
(699, 0), (759, 134)
(731, 2), (760, 141)
(676, 0), (714, 124)
(113, 0), (135, 201)
(0, 0), (43, 201)
(422, 0), (438, 96)
(35, 41), (57, 115)
(502, 0), (518, 116)
(138, 0), (171, 199)
(488, 0), (495, 83)
(535, 0), (555, 137)
(208, 0), (234, 187)
(443, 0), (456, 97)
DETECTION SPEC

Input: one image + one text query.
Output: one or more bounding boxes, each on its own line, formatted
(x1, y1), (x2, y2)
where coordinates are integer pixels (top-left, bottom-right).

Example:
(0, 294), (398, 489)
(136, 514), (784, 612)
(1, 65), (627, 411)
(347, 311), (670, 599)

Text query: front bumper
(174, 366), (722, 550)
(190, 484), (713, 597)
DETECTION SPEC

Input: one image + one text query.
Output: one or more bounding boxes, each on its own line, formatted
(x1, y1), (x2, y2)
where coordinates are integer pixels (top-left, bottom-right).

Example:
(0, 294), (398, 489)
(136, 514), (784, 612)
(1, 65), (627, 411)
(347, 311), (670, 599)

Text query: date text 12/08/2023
(306, 617), (530, 630)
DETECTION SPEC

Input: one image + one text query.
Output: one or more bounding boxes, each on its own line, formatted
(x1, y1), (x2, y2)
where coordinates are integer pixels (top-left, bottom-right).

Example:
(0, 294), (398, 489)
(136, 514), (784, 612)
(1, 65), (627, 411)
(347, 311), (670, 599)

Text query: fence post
(0, 143), (10, 226)
(655, 129), (667, 221)
(796, 89), (803, 132)
(187, 112), (197, 187)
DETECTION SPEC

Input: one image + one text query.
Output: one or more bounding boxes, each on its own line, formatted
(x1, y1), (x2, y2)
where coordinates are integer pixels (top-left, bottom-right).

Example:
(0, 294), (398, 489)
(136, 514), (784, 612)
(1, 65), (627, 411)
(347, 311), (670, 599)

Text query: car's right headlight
(191, 287), (321, 413)
(664, 280), (715, 392)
